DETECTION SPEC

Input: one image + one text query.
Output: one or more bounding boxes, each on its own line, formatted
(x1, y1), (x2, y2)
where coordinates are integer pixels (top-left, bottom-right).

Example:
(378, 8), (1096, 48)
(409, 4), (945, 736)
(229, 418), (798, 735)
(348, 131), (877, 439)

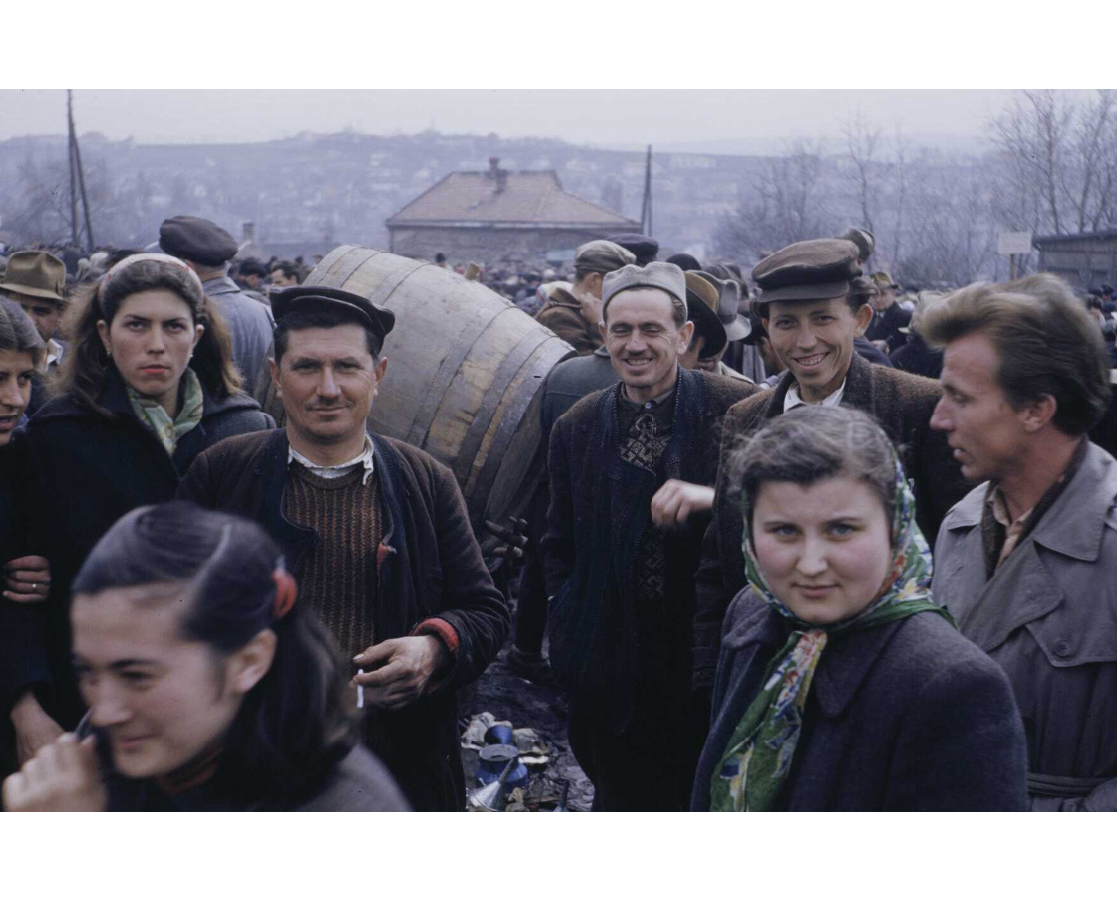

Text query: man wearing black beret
(160, 215), (274, 389)
(177, 286), (509, 811)
(691, 238), (969, 695)
(607, 233), (659, 267)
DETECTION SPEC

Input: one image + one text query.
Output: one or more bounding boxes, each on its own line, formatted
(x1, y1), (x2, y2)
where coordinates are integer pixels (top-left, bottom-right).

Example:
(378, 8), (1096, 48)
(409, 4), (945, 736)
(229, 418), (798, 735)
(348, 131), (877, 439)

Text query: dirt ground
(457, 577), (594, 812)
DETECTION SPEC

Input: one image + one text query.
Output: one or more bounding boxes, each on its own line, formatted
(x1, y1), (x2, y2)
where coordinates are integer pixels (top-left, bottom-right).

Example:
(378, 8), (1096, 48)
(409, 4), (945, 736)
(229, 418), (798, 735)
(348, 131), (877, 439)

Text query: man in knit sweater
(178, 285), (509, 811)
(542, 262), (757, 810)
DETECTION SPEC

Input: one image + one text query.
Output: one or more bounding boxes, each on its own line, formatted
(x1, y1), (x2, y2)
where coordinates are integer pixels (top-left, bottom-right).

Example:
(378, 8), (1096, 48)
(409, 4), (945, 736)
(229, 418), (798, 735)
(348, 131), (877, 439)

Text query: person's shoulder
(725, 381), (774, 421)
(379, 434), (456, 486)
(699, 371), (760, 411)
(296, 744), (411, 812)
(872, 364), (942, 406)
(888, 611), (1006, 687)
(557, 384), (613, 431)
(25, 391), (91, 425)
(200, 427), (278, 462)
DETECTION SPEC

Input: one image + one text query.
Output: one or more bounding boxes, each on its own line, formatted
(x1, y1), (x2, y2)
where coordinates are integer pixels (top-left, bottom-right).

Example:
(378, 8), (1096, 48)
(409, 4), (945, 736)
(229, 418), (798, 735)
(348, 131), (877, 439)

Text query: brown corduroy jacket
(691, 350), (971, 689)
(535, 287), (603, 356)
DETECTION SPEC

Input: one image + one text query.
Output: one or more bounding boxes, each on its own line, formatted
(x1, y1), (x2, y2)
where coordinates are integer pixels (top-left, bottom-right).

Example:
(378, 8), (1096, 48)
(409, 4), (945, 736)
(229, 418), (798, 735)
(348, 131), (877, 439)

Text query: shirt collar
(288, 433), (375, 485)
(783, 378), (846, 413)
(46, 338), (63, 368)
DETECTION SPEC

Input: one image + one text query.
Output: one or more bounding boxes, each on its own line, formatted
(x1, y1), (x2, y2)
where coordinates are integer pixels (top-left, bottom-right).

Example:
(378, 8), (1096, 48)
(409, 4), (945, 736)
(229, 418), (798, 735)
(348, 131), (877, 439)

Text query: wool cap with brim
(695, 270), (750, 341)
(602, 261), (686, 318)
(607, 233), (659, 266)
(840, 227), (875, 260)
(666, 252), (701, 272)
(0, 250), (67, 304)
(159, 215), (239, 266)
(271, 285), (395, 354)
(871, 271), (899, 291)
(684, 272), (727, 357)
(751, 239), (862, 303)
(574, 239), (636, 274)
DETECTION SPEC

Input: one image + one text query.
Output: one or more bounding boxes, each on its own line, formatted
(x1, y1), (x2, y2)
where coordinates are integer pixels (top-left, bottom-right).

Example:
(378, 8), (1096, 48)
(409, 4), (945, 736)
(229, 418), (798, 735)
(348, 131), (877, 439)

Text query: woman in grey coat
(691, 407), (1027, 811)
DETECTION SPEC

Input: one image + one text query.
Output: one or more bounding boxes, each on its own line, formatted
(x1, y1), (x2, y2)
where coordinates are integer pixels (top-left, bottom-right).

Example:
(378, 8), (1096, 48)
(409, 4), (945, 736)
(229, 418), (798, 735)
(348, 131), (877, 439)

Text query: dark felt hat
(740, 310), (768, 346)
(695, 270), (750, 341)
(159, 215), (239, 266)
(840, 227), (875, 261)
(607, 233), (659, 266)
(751, 239), (862, 304)
(666, 252), (702, 272)
(271, 285), (396, 354)
(683, 272), (727, 358)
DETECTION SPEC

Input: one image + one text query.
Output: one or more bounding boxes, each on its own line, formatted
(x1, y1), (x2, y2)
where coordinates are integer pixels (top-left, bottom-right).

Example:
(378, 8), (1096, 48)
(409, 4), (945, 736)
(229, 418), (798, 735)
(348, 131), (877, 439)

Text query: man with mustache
(542, 262), (757, 810)
(176, 286), (509, 811)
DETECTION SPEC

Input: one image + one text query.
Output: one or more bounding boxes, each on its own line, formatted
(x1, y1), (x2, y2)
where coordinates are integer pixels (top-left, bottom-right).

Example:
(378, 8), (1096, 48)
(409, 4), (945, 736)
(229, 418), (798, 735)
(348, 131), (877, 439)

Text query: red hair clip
(271, 566), (298, 619)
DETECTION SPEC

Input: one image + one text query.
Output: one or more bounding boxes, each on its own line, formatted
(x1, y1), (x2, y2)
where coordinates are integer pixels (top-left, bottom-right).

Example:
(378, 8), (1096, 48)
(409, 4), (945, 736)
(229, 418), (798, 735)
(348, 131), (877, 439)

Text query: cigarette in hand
(357, 669), (365, 709)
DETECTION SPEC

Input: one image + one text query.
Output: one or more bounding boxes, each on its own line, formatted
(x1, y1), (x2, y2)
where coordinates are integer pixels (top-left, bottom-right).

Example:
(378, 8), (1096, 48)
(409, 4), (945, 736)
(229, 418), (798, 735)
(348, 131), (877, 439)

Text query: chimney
(489, 156), (507, 193)
(242, 221), (256, 243)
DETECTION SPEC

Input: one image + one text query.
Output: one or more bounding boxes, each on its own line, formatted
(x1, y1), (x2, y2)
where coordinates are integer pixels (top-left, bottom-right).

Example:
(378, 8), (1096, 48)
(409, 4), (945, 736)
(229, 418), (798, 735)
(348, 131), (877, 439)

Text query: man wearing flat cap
(840, 226), (875, 266)
(607, 233), (659, 267)
(536, 240), (635, 355)
(542, 262), (756, 811)
(160, 215), (275, 388)
(178, 285), (509, 811)
(0, 251), (69, 416)
(691, 237), (969, 695)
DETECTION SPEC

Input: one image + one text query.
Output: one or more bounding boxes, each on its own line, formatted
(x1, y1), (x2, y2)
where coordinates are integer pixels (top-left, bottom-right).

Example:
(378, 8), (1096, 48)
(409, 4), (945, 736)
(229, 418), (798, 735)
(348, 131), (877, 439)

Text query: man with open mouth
(690, 237), (968, 701)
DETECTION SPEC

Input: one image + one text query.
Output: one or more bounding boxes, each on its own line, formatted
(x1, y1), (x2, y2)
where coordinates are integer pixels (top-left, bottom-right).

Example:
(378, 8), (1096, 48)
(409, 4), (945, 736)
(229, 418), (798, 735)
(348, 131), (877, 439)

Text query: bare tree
(840, 109), (882, 238)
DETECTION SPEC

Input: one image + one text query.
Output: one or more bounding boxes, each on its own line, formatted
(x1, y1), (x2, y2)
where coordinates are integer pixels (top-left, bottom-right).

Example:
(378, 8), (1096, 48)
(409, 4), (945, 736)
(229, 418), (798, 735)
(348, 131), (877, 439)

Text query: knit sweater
(284, 463), (384, 657)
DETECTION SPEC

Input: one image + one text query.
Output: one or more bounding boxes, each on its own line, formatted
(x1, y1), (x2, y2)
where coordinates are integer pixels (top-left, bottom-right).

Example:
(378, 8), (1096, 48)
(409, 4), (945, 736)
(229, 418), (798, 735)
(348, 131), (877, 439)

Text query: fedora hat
(683, 271), (727, 358)
(0, 251), (67, 305)
(695, 270), (751, 342)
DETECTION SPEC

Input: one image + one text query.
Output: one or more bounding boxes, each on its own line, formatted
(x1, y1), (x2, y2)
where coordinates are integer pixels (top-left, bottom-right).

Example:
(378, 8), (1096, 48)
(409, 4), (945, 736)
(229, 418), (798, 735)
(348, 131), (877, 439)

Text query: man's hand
(351, 636), (449, 711)
(4, 556), (51, 603)
(3, 733), (107, 812)
(651, 479), (715, 530)
(11, 692), (64, 766)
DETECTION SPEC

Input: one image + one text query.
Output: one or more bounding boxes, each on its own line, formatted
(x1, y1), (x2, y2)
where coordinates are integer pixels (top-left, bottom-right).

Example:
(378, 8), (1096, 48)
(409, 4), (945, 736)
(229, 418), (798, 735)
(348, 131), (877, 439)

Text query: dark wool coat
(865, 302), (913, 354)
(890, 333), (944, 380)
(690, 589), (1029, 811)
(692, 351), (970, 690)
(542, 367), (758, 731)
(539, 346), (619, 445)
(933, 442), (1117, 811)
(14, 370), (273, 728)
(854, 336), (893, 367)
(177, 428), (510, 812)
(535, 287), (603, 356)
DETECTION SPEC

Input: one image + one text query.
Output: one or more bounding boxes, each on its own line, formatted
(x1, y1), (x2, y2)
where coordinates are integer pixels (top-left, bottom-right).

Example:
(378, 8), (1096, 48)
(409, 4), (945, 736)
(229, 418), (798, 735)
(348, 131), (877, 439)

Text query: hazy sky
(1, 89), (1022, 148)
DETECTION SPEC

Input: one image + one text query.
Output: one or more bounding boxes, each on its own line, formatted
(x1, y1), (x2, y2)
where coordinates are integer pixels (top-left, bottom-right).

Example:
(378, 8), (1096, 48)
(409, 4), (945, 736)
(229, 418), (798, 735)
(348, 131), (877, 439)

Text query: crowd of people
(0, 212), (1115, 812)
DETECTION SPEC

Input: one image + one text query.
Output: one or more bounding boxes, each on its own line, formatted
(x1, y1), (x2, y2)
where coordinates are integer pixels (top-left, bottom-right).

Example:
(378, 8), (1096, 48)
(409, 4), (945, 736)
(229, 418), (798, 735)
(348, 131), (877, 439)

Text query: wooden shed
(1034, 231), (1117, 291)
(385, 157), (639, 265)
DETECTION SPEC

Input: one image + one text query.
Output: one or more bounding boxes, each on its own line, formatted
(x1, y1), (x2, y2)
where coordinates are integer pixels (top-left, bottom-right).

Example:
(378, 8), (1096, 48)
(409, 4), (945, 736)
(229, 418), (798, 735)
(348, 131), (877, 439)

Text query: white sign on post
(997, 232), (1033, 255)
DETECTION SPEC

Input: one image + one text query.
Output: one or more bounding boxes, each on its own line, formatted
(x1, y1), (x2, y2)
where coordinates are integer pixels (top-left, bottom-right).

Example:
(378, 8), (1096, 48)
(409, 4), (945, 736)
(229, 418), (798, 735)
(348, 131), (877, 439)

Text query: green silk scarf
(127, 367), (204, 457)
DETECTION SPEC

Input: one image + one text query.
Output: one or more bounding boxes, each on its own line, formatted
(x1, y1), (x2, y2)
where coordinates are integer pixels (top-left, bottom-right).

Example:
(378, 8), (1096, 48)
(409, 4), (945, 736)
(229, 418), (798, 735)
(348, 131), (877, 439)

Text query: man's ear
(268, 357), (281, 396)
(678, 320), (695, 354)
(854, 302), (873, 337)
(1021, 394), (1058, 432)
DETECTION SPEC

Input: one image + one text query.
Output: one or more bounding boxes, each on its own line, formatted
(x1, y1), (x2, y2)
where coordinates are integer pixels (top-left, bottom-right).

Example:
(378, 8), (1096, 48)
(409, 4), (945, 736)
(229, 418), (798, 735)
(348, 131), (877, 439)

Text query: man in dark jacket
(160, 215), (275, 388)
(692, 239), (968, 693)
(925, 274), (1117, 811)
(542, 262), (757, 810)
(865, 271), (912, 354)
(177, 285), (509, 811)
(536, 240), (635, 355)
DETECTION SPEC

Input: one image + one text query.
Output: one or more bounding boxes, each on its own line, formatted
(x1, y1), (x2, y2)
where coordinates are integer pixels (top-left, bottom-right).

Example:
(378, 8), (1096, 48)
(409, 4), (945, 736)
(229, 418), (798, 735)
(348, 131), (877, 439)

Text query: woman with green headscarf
(690, 406), (1028, 811)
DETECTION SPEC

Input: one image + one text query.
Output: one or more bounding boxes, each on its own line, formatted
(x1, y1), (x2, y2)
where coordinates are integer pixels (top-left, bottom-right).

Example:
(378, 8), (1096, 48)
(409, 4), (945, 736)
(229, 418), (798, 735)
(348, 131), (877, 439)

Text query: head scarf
(97, 253), (204, 304)
(709, 449), (954, 812)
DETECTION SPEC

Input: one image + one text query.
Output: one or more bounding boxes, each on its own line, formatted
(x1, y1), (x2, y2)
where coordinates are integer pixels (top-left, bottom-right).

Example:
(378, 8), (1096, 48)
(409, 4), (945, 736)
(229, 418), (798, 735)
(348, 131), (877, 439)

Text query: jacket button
(1054, 640), (1071, 657)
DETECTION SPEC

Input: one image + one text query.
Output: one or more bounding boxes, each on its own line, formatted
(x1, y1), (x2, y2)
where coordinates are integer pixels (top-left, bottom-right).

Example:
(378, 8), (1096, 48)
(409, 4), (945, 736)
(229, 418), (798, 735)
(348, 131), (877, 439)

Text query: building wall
(388, 226), (621, 265)
(1037, 238), (1117, 290)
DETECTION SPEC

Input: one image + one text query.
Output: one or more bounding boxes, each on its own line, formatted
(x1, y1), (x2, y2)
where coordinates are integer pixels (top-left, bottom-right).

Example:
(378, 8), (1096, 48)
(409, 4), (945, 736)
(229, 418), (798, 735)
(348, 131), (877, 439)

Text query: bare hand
(3, 733), (107, 812)
(4, 555), (51, 603)
(11, 693), (64, 766)
(351, 636), (449, 711)
(650, 479), (715, 530)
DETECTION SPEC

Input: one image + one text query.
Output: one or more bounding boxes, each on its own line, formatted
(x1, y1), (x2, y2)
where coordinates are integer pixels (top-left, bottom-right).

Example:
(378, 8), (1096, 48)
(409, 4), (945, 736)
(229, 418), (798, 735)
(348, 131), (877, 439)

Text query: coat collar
(764, 345), (872, 420)
(945, 442), (1117, 563)
(721, 586), (904, 718)
(201, 275), (242, 297)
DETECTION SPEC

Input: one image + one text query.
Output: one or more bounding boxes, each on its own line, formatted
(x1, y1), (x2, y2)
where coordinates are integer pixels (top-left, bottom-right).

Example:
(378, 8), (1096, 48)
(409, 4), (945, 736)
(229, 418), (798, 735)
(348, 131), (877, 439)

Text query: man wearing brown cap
(160, 215), (275, 388)
(536, 240), (635, 355)
(542, 262), (756, 810)
(0, 252), (69, 416)
(177, 286), (509, 811)
(691, 238), (968, 694)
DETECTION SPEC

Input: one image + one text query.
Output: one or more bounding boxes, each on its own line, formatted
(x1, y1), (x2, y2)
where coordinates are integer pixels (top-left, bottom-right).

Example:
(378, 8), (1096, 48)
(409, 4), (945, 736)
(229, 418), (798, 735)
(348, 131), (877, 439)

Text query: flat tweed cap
(751, 239), (862, 304)
(574, 239), (636, 274)
(602, 261), (686, 317)
(159, 215), (239, 266)
(271, 285), (396, 354)
(840, 227), (875, 260)
(0, 251), (67, 304)
(607, 233), (659, 266)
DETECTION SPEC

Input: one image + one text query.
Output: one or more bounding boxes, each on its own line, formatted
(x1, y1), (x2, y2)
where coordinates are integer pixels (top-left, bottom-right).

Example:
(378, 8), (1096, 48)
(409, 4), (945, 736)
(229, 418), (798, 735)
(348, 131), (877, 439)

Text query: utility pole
(67, 89), (95, 251)
(640, 144), (653, 237)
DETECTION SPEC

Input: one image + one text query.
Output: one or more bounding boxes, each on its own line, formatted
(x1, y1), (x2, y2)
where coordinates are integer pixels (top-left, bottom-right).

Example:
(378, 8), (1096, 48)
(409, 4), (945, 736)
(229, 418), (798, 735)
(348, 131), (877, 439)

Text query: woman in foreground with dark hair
(691, 406), (1028, 811)
(2, 501), (408, 811)
(10, 254), (274, 755)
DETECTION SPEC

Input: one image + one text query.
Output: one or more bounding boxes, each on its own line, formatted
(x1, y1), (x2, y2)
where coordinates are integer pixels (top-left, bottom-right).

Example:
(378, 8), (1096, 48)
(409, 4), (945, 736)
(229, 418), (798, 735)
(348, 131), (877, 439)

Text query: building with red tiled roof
(386, 157), (640, 265)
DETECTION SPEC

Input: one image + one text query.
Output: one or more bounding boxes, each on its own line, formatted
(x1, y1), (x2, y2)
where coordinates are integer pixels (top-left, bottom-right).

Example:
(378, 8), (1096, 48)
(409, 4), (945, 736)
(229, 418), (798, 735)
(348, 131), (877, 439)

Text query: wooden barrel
(253, 246), (576, 547)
